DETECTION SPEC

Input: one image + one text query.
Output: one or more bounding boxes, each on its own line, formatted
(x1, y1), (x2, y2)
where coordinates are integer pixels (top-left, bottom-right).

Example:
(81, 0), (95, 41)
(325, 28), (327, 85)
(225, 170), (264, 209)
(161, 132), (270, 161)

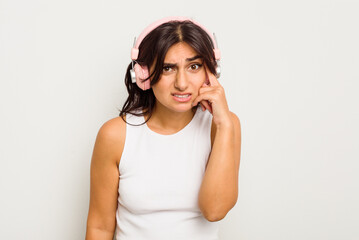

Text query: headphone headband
(131, 16), (221, 61)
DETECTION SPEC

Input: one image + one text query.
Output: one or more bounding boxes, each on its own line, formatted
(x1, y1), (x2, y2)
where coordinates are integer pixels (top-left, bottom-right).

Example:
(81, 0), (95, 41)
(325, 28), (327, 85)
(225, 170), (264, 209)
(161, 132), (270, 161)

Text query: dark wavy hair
(118, 20), (218, 126)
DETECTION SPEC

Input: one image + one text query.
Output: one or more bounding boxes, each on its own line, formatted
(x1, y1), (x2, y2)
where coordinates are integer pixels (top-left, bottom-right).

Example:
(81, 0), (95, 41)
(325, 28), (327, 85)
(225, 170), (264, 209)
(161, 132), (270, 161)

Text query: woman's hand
(192, 65), (233, 128)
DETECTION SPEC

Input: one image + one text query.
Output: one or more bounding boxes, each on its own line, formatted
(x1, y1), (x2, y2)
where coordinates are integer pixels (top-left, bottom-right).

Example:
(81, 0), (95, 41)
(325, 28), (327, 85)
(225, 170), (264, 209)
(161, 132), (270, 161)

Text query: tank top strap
(124, 109), (147, 126)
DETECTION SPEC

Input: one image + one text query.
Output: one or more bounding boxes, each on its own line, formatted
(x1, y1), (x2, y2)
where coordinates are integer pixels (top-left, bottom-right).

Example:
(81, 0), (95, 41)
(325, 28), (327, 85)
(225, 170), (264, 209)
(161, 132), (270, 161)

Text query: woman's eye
(190, 64), (202, 70)
(163, 66), (172, 72)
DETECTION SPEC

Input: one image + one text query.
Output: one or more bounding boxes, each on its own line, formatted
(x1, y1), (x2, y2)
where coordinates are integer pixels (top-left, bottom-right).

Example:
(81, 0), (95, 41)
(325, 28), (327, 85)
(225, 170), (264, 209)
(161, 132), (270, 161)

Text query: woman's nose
(174, 69), (189, 91)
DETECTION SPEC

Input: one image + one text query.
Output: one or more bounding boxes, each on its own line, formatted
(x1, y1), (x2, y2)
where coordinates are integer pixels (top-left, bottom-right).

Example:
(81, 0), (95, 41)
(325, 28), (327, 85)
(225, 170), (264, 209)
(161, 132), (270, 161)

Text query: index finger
(204, 64), (219, 87)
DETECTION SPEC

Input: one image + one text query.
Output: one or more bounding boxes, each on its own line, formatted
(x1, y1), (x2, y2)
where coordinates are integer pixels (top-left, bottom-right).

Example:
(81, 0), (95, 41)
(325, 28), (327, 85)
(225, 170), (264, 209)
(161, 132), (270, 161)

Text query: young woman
(86, 16), (241, 240)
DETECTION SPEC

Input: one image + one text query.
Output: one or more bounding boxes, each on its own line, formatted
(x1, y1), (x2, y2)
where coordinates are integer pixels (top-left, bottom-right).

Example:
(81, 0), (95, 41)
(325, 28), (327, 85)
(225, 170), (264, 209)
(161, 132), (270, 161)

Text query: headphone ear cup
(133, 63), (151, 90)
(216, 66), (221, 78)
(215, 61), (221, 78)
(130, 68), (136, 83)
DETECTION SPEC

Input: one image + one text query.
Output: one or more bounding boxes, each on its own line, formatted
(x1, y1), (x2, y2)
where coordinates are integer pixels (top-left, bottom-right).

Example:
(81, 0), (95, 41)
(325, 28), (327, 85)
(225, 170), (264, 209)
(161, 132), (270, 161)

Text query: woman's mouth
(172, 93), (192, 102)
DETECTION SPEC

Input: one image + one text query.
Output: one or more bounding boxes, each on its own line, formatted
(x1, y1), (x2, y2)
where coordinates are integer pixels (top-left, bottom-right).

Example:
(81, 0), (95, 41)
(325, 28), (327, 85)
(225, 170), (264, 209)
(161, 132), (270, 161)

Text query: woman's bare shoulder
(100, 115), (127, 133)
(96, 115), (127, 168)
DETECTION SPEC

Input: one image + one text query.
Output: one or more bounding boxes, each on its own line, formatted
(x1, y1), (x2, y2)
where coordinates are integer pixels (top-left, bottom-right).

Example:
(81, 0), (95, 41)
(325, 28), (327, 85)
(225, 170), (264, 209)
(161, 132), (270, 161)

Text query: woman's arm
(198, 112), (241, 222)
(85, 117), (126, 240)
(192, 66), (242, 222)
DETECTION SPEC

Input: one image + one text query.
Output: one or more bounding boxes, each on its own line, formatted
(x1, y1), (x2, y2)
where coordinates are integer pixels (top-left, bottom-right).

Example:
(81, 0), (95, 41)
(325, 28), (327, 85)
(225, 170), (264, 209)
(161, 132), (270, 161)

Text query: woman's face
(151, 42), (207, 113)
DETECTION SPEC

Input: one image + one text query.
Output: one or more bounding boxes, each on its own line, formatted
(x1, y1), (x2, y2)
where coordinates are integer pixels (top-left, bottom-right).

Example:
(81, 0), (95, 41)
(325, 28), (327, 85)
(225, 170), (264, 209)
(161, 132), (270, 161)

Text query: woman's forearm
(85, 227), (115, 240)
(198, 120), (238, 221)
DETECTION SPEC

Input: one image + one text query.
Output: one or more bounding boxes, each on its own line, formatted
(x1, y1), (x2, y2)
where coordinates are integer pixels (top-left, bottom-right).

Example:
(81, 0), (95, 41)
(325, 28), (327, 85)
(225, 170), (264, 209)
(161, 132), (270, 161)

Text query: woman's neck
(144, 103), (197, 133)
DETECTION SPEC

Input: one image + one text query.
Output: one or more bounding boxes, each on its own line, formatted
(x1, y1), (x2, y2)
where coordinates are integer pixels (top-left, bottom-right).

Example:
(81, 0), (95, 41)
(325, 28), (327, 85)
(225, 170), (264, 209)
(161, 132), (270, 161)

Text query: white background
(1, 0), (358, 239)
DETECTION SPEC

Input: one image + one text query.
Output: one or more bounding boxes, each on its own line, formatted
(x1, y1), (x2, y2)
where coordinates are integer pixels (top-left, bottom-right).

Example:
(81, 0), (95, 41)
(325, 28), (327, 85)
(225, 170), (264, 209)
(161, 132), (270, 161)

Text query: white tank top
(114, 105), (220, 240)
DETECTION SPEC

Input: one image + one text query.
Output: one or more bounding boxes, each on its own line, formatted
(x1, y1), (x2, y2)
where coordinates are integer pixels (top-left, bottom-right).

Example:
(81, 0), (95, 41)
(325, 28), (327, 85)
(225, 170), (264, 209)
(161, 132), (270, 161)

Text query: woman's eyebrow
(163, 63), (177, 67)
(186, 55), (202, 61)
(163, 55), (203, 66)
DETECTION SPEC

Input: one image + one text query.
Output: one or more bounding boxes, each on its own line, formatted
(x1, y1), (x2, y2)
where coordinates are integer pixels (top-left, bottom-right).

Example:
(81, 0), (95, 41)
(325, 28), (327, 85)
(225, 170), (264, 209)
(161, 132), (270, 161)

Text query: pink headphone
(130, 16), (221, 91)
